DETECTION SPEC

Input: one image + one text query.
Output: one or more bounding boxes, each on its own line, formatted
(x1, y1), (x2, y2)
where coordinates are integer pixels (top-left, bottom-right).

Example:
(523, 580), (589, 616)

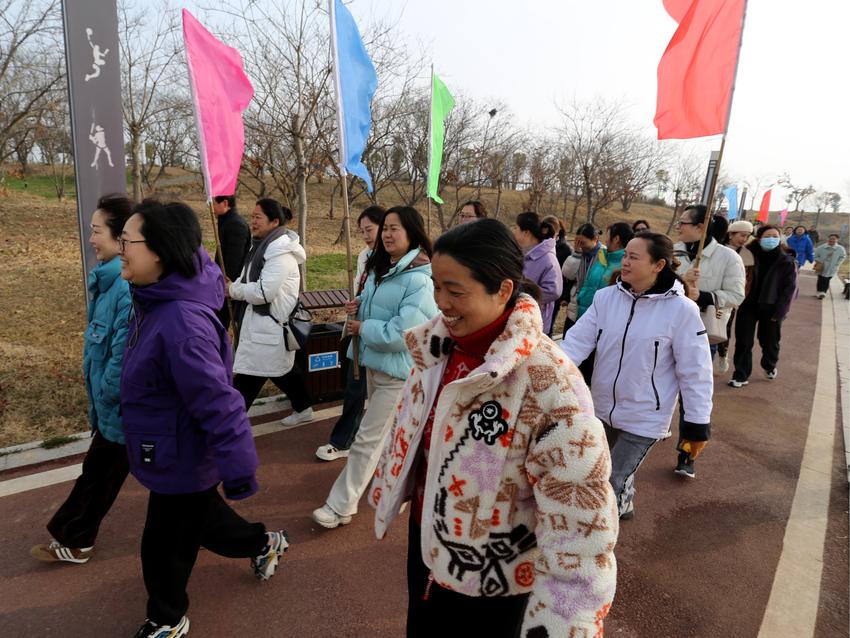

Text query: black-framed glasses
(119, 238), (145, 252)
(674, 220), (697, 227)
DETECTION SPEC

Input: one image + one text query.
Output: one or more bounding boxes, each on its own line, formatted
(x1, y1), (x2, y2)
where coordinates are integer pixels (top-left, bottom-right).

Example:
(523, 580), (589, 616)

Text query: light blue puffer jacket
(83, 256), (131, 443)
(347, 248), (438, 379)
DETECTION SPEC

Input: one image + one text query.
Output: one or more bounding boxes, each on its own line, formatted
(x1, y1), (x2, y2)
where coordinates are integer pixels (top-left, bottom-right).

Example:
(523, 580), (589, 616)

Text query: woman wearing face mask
(31, 195), (133, 566)
(512, 212), (562, 334)
(561, 232), (713, 519)
(228, 198), (313, 426)
(371, 219), (617, 638)
(315, 205), (386, 462)
(119, 200), (286, 638)
(729, 225), (798, 388)
(313, 206), (438, 529)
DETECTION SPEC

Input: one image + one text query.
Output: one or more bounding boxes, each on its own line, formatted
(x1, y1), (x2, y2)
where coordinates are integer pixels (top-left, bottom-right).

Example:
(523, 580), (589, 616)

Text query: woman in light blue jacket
(314, 206), (438, 529)
(31, 195), (133, 565)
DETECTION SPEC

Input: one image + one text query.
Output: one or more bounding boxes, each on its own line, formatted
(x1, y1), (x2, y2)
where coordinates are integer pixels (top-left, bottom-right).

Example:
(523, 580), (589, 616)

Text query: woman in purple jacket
(119, 199), (287, 638)
(512, 212), (563, 335)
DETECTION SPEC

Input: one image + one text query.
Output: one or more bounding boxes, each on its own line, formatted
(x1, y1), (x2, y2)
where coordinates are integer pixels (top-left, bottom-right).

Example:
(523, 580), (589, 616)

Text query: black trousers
(233, 367), (313, 413)
(732, 301), (782, 382)
(141, 487), (268, 626)
(328, 359), (367, 450)
(47, 430), (128, 548)
(816, 275), (832, 293)
(406, 517), (528, 638)
(716, 308), (737, 358)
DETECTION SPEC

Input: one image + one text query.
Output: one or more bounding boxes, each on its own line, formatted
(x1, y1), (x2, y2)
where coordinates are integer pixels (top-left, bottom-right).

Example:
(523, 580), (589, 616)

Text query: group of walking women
(27, 189), (804, 637)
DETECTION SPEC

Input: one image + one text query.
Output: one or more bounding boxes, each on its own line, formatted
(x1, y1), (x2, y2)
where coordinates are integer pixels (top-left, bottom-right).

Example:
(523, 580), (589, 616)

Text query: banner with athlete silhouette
(61, 0), (127, 298)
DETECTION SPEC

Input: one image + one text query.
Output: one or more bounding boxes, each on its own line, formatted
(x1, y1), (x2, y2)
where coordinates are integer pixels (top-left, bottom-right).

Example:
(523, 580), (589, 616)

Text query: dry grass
(2, 166), (846, 447)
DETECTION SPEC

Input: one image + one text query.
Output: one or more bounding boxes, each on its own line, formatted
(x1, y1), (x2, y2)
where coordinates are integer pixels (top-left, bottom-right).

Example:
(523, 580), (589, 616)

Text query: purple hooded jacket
(523, 237), (563, 333)
(120, 250), (259, 498)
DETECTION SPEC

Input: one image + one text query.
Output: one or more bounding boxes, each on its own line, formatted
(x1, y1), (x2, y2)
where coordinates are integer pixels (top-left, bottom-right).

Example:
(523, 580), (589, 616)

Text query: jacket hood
(89, 256), (123, 293)
(404, 294), (543, 391)
(526, 237), (557, 261)
(131, 249), (224, 311)
(387, 247), (430, 277)
(266, 229), (307, 265)
(616, 271), (685, 301)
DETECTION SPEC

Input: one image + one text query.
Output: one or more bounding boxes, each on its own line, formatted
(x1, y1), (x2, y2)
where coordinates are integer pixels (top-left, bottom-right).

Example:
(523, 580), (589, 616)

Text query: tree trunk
(130, 128), (143, 202)
(292, 116), (308, 291)
(584, 172), (593, 223)
(495, 180), (503, 220)
(666, 203), (679, 234)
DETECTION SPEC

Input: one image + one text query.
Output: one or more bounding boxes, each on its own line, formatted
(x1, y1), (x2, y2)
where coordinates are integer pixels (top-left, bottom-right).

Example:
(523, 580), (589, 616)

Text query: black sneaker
(674, 452), (696, 479)
(132, 616), (190, 638)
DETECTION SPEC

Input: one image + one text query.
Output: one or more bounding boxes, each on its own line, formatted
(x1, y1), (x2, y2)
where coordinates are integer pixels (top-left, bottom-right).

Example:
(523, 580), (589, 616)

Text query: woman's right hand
(344, 298), (360, 316)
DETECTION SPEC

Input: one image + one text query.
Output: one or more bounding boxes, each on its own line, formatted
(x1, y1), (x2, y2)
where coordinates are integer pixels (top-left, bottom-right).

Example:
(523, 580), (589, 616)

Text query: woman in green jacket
(31, 195), (133, 565)
(576, 222), (634, 318)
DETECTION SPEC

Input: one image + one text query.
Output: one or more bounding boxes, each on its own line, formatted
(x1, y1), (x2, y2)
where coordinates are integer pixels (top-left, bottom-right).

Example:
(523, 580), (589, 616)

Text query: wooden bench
(299, 289), (349, 310)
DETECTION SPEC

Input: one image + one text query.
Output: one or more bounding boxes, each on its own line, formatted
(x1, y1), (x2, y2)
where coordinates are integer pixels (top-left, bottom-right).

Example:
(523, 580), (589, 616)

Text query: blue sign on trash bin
(308, 351), (339, 372)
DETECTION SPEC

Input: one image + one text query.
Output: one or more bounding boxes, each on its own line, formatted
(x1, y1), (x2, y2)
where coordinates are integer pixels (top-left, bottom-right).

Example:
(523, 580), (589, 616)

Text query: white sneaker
(765, 368), (778, 380)
(312, 504), (352, 529)
(715, 355), (730, 374)
(817, 292), (826, 299)
(281, 407), (314, 427)
(728, 379), (748, 388)
(315, 444), (349, 461)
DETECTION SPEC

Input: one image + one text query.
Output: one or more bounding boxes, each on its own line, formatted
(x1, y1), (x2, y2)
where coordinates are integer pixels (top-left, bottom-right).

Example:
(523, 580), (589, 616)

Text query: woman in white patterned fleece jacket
(371, 220), (618, 638)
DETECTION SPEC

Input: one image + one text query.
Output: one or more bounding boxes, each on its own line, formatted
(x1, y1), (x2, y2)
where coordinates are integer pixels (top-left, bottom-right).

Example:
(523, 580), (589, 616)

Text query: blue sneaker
(252, 530), (289, 581)
(133, 616), (189, 638)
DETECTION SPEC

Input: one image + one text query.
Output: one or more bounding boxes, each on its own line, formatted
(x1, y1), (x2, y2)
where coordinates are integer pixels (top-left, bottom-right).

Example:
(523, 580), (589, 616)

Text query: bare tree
(34, 88), (73, 198)
(118, 0), (182, 201)
(615, 134), (668, 212)
(776, 172), (815, 213)
(0, 0), (63, 170)
(556, 99), (630, 223)
(664, 151), (702, 233)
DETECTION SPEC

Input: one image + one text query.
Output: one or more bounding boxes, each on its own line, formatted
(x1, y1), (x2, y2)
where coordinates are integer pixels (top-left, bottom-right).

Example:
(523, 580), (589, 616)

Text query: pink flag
(655, 0), (746, 139)
(757, 189), (771, 223)
(779, 207), (788, 226)
(182, 10), (253, 198)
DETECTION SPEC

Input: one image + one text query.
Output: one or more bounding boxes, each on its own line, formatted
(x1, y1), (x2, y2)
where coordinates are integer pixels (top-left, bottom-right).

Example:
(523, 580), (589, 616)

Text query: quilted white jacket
(371, 295), (618, 637)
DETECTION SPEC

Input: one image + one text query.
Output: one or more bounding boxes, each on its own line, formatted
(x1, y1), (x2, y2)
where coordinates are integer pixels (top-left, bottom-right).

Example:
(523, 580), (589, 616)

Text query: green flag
(427, 73), (455, 204)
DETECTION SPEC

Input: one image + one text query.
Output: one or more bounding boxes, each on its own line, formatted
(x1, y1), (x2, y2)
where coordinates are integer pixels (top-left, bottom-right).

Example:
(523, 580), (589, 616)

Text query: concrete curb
(0, 393), (293, 473)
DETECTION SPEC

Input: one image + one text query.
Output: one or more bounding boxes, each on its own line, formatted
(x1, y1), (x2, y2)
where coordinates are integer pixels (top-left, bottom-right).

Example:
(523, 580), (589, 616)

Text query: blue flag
(725, 185), (738, 220)
(330, 0), (377, 191)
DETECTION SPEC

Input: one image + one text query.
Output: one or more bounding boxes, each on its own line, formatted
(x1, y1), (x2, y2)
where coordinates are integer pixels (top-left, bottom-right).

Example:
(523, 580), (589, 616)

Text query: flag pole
(694, 0), (748, 268)
(426, 63), (434, 236)
(329, 0), (359, 378)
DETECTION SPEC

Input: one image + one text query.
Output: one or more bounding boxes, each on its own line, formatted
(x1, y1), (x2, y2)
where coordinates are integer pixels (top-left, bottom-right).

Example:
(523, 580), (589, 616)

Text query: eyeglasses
(119, 238), (145, 252)
(674, 221), (697, 227)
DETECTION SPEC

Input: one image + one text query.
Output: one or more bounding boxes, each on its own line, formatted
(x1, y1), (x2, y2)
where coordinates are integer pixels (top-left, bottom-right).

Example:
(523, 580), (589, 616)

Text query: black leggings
(233, 368), (312, 413)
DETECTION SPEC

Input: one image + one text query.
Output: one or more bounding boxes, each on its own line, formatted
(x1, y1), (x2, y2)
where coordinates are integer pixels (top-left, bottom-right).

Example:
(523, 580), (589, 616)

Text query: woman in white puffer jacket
(561, 232), (713, 520)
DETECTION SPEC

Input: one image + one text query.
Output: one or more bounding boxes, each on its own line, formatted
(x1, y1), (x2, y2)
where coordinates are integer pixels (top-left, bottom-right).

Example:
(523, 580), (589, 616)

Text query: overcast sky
(348, 0), (850, 210)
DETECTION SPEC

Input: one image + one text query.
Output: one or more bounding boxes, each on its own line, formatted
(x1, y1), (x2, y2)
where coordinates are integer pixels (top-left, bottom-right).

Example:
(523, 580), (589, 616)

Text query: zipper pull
(423, 572), (435, 601)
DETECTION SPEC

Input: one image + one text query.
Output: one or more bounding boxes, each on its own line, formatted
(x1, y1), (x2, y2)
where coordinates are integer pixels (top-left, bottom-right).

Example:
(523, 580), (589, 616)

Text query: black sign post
(61, 0), (127, 307)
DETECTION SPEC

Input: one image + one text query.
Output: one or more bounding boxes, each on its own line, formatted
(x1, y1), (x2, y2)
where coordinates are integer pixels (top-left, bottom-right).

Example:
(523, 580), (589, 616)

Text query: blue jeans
(604, 424), (658, 514)
(328, 359), (367, 450)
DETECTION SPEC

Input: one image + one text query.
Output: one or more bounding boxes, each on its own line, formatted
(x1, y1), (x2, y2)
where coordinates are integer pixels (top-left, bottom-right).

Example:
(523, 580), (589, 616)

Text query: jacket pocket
(651, 341), (661, 411)
(84, 320), (109, 361)
(134, 433), (178, 471)
(248, 313), (283, 345)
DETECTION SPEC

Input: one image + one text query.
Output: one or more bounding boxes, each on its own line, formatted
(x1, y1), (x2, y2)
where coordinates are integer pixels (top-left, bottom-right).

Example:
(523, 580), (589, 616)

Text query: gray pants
(604, 424), (658, 515)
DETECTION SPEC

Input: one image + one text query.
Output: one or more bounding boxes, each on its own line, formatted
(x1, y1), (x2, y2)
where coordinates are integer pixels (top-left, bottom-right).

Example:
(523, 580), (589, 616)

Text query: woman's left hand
(346, 319), (362, 336)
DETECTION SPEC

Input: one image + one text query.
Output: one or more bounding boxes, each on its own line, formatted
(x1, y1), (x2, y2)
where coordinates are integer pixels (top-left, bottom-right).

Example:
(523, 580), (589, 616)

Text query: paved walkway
(0, 273), (846, 637)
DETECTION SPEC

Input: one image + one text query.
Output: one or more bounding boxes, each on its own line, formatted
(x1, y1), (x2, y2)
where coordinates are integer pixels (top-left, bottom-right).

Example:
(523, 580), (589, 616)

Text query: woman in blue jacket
(786, 226), (814, 267)
(313, 206), (438, 529)
(31, 195), (133, 566)
(119, 200), (287, 638)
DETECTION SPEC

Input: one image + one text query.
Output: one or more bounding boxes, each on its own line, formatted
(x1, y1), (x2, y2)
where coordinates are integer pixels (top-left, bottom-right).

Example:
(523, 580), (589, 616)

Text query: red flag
(757, 189), (771, 222)
(182, 10), (254, 198)
(655, 0), (746, 140)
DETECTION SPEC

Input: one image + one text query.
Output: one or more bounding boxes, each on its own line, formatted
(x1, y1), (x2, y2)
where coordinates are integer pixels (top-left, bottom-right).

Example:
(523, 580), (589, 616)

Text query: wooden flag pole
(207, 199), (237, 343)
(339, 172), (360, 380)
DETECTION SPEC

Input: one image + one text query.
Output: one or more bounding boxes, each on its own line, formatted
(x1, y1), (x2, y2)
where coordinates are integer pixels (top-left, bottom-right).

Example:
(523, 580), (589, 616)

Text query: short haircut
(132, 199), (202, 279)
(213, 195), (236, 210)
